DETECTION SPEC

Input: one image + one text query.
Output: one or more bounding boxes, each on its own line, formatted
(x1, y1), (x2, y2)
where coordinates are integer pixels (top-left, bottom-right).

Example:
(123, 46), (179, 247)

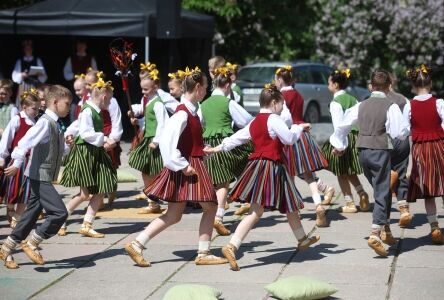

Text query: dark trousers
(358, 149), (391, 225)
(11, 179), (68, 242)
(390, 138), (410, 202)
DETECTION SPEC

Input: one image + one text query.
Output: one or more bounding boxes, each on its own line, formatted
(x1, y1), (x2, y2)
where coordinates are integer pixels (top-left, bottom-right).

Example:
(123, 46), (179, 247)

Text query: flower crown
(140, 62), (157, 72)
(225, 62), (238, 72)
(74, 73), (86, 79)
(335, 68), (351, 79)
(213, 66), (230, 78)
(264, 82), (278, 91)
(168, 69), (186, 81)
(276, 65), (292, 75)
(406, 64), (430, 76)
(91, 77), (114, 91)
(21, 88), (39, 100)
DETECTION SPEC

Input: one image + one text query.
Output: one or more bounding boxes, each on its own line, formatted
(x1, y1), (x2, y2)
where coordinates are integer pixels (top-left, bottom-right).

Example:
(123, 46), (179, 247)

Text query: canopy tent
(0, 0), (214, 38)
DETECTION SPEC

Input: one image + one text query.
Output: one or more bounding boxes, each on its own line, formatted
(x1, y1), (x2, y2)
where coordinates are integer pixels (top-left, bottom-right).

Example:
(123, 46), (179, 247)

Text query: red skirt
(106, 142), (122, 169)
(145, 157), (217, 203)
(407, 139), (444, 202)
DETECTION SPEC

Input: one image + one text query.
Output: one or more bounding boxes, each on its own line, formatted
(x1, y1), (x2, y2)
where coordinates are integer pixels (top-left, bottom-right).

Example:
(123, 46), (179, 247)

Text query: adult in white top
(63, 40), (98, 81)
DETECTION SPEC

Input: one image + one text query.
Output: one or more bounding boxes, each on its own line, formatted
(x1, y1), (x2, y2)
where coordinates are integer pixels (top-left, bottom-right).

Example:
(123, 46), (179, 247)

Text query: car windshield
(237, 68), (259, 82)
(293, 66), (311, 84)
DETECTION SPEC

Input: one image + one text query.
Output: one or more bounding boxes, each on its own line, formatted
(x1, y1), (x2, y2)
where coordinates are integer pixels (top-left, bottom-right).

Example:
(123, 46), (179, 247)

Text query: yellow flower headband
(168, 70), (186, 81)
(21, 88), (39, 100)
(149, 69), (159, 81)
(225, 62), (238, 72)
(74, 73), (86, 79)
(264, 82), (277, 90)
(335, 68), (351, 79)
(183, 66), (201, 77)
(406, 64), (431, 77)
(276, 65), (292, 75)
(213, 66), (230, 78)
(140, 62), (157, 71)
(91, 78), (114, 91)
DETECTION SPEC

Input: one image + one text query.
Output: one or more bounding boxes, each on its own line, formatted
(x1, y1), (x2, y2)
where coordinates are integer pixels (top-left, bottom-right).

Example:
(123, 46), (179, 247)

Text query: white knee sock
(292, 227), (306, 241)
(344, 195), (354, 204)
(229, 235), (242, 249)
(83, 214), (94, 224)
(198, 241), (210, 254)
(135, 231), (150, 247)
(312, 194), (322, 206)
(216, 208), (225, 221)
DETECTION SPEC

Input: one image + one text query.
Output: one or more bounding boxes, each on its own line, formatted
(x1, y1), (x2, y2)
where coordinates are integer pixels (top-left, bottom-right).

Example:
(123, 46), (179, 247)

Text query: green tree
(0, 0), (40, 9)
(183, 0), (316, 64)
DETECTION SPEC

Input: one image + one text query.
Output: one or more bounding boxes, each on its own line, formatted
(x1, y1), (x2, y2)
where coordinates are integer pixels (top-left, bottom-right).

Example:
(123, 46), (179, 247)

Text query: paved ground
(1, 129), (444, 299)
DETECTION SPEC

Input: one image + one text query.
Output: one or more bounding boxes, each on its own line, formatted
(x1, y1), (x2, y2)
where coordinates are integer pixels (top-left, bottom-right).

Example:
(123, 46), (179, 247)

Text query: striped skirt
(283, 131), (329, 176)
(128, 137), (163, 175)
(407, 139), (444, 202)
(203, 137), (252, 185)
(4, 157), (31, 204)
(60, 143), (117, 194)
(106, 142), (122, 169)
(229, 159), (304, 213)
(321, 131), (363, 176)
(145, 156), (217, 203)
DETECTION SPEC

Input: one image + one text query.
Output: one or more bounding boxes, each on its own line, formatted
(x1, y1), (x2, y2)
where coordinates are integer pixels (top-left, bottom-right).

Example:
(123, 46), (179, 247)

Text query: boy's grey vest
(357, 97), (393, 150)
(25, 114), (64, 182)
(387, 91), (408, 112)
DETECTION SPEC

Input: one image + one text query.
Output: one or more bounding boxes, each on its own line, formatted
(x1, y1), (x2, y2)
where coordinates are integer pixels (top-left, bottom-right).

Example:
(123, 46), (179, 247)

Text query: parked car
(236, 61), (370, 123)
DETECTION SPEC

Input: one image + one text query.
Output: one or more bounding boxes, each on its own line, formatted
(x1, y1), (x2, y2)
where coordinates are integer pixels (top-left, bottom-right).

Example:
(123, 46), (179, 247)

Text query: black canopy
(0, 0), (214, 38)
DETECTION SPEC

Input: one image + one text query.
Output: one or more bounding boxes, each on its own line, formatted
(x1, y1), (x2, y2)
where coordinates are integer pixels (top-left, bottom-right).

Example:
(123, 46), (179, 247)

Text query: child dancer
(36, 83), (50, 119)
(168, 70), (184, 101)
(72, 74), (88, 120)
(200, 66), (253, 236)
(0, 85), (71, 269)
(225, 62), (243, 105)
(0, 79), (19, 138)
(206, 83), (319, 271)
(330, 69), (409, 257)
(275, 66), (333, 227)
(322, 69), (369, 213)
(0, 90), (39, 228)
(404, 65), (444, 244)
(59, 78), (117, 238)
(128, 64), (168, 214)
(125, 67), (227, 267)
(386, 74), (412, 227)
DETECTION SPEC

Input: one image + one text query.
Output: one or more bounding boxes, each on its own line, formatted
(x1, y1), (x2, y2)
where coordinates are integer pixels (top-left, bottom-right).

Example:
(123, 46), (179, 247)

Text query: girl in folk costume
(225, 62), (243, 106)
(125, 67), (228, 267)
(168, 70), (184, 101)
(128, 63), (169, 214)
(321, 69), (370, 213)
(275, 66), (332, 227)
(72, 74), (89, 120)
(59, 78), (117, 238)
(404, 65), (444, 244)
(205, 84), (319, 271)
(0, 90), (39, 228)
(36, 83), (51, 119)
(0, 79), (19, 138)
(200, 66), (253, 236)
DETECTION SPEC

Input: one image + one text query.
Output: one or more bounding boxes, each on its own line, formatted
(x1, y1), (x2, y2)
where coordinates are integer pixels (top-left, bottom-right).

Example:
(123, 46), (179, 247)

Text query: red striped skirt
(106, 142), (122, 169)
(145, 157), (217, 203)
(283, 131), (328, 176)
(229, 159), (304, 213)
(407, 139), (444, 202)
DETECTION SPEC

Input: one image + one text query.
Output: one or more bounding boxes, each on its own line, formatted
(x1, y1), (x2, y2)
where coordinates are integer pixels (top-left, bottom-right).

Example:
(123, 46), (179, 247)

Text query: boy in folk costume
(59, 78), (117, 237)
(403, 65), (444, 244)
(0, 89), (39, 228)
(125, 67), (227, 267)
(330, 69), (410, 257)
(0, 85), (71, 269)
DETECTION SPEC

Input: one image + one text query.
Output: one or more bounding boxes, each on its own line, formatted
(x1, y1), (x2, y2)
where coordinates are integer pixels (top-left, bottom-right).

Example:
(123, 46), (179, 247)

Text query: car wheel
(304, 102), (320, 123)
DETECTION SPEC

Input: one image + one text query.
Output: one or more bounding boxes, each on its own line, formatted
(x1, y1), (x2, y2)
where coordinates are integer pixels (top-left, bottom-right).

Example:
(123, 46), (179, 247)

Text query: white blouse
(12, 56), (47, 84)
(0, 111), (35, 162)
(329, 91), (410, 151)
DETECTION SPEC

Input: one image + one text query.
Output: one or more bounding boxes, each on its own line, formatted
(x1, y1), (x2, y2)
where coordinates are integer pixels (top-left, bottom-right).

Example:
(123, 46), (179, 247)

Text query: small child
(0, 85), (71, 269)
(125, 67), (227, 267)
(205, 83), (319, 271)
(72, 74), (88, 120)
(36, 83), (51, 119)
(322, 69), (369, 213)
(0, 89), (39, 228)
(168, 70), (183, 101)
(0, 79), (19, 138)
(128, 63), (169, 214)
(59, 77), (117, 238)
(226, 62), (243, 106)
(404, 65), (444, 244)
(330, 69), (409, 257)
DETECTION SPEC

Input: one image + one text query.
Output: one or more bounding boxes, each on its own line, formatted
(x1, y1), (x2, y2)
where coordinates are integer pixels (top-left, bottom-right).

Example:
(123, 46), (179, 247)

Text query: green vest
(231, 83), (243, 107)
(0, 103), (15, 131)
(201, 95), (234, 138)
(333, 92), (359, 132)
(75, 103), (103, 145)
(144, 96), (163, 138)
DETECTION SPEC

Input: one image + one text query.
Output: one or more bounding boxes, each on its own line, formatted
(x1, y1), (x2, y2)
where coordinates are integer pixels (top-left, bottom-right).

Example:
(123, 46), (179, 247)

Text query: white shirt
(0, 111), (35, 162)
(158, 88), (179, 114)
(219, 108), (304, 151)
(159, 98), (199, 171)
(107, 97), (123, 142)
(402, 94), (444, 131)
(0, 104), (19, 126)
(279, 86), (299, 127)
(329, 91), (410, 151)
(11, 109), (67, 168)
(12, 56), (47, 84)
(63, 54), (98, 81)
(330, 90), (347, 130)
(200, 88), (253, 128)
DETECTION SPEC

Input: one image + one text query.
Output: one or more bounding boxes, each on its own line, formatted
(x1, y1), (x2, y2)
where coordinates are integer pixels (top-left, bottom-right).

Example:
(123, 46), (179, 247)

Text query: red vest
(176, 104), (205, 158)
(282, 89), (304, 124)
(411, 96), (444, 142)
(10, 115), (33, 151)
(249, 113), (283, 162)
(101, 110), (112, 137)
